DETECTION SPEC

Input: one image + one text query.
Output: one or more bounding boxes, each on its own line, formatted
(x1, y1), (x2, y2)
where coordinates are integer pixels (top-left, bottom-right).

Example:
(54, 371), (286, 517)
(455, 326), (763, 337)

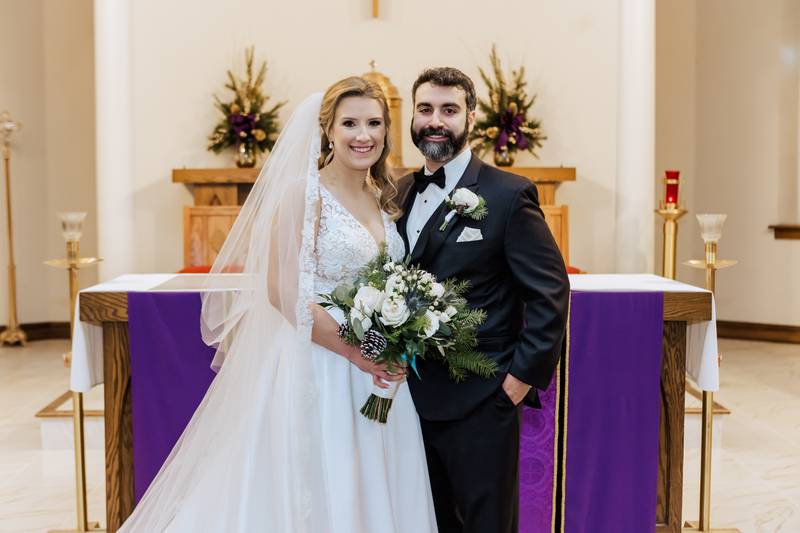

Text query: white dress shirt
(406, 148), (473, 252)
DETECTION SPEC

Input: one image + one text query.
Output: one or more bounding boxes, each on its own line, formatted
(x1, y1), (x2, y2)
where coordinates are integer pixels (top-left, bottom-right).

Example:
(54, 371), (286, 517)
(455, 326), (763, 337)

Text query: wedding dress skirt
(118, 185), (437, 532)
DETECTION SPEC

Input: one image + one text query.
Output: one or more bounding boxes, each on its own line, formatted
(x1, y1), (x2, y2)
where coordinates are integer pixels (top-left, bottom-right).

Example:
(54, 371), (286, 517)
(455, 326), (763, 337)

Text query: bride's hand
(348, 347), (406, 389)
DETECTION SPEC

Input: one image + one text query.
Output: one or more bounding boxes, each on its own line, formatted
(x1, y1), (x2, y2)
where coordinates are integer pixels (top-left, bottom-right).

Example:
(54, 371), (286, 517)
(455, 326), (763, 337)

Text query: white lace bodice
(314, 186), (405, 295)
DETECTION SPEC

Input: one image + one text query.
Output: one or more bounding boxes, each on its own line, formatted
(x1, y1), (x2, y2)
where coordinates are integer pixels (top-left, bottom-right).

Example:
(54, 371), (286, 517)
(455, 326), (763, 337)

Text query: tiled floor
(682, 339), (800, 532)
(0, 340), (105, 532)
(1, 338), (798, 532)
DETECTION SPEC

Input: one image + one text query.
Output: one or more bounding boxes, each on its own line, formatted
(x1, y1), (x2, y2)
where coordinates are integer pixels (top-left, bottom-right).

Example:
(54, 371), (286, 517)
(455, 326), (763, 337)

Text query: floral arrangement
(319, 246), (496, 423)
(207, 47), (285, 166)
(469, 45), (546, 165)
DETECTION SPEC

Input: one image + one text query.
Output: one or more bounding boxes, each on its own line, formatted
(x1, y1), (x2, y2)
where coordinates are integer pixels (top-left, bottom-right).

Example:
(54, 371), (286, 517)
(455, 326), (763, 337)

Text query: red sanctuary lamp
(655, 169), (687, 279)
(664, 170), (680, 206)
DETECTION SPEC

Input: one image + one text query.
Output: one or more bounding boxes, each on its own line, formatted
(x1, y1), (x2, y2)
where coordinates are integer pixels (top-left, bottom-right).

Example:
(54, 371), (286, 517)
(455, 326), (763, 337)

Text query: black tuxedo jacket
(397, 154), (570, 421)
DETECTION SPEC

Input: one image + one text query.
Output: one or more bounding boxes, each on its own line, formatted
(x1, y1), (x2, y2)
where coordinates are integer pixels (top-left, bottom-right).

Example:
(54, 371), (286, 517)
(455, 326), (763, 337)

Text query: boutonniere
(439, 188), (488, 231)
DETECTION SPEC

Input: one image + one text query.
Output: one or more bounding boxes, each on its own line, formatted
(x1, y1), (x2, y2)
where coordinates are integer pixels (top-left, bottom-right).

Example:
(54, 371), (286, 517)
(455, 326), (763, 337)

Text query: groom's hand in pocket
(502, 373), (532, 405)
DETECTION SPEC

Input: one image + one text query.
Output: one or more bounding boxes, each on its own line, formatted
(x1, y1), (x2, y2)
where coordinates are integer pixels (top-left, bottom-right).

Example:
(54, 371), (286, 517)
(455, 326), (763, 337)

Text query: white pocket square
(456, 227), (483, 243)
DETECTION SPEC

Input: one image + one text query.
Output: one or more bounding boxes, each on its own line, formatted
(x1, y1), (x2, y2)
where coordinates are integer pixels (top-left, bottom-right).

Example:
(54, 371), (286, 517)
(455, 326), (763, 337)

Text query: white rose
(437, 310), (451, 323)
(430, 282), (445, 299)
(384, 273), (403, 295)
(423, 310), (440, 338)
(444, 305), (457, 318)
(420, 272), (434, 284)
(379, 297), (410, 327)
(353, 286), (384, 315)
(451, 188), (480, 212)
(350, 308), (372, 332)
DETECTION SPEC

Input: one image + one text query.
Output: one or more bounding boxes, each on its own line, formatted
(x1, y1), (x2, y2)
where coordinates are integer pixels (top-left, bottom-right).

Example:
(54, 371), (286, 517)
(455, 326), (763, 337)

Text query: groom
(398, 67), (570, 533)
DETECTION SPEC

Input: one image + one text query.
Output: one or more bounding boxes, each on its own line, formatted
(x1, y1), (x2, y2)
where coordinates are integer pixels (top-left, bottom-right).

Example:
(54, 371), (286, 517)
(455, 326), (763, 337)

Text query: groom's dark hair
(412, 67), (477, 112)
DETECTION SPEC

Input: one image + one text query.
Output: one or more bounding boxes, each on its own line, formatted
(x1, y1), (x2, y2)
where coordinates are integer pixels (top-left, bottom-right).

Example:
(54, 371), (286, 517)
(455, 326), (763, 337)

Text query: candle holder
(683, 214), (738, 533)
(0, 111), (26, 345)
(655, 170), (687, 279)
(44, 212), (103, 533)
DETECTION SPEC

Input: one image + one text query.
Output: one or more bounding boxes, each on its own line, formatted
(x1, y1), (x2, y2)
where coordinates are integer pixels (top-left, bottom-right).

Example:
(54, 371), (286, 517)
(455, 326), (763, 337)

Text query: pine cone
(337, 323), (351, 339)
(360, 329), (387, 361)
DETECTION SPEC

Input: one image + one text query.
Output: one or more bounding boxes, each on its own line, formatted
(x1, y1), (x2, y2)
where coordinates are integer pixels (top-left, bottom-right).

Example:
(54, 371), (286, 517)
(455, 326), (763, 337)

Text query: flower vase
(494, 146), (515, 167)
(236, 143), (257, 168)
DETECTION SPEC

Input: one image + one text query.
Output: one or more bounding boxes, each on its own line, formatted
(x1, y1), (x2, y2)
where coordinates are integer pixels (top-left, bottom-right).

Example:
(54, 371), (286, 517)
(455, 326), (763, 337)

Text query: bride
(118, 78), (438, 532)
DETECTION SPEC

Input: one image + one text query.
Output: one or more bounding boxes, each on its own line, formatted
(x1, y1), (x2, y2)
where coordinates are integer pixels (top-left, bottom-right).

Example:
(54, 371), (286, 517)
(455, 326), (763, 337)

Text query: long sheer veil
(118, 93), (329, 532)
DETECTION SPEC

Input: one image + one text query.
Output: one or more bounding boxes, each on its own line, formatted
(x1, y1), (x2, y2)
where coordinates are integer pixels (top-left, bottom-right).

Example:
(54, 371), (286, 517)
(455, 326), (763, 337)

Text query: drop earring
(324, 141), (335, 165)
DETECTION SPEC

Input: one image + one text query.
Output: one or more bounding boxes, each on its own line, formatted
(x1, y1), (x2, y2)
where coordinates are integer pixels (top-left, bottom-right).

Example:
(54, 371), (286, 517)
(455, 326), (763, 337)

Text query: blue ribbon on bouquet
(402, 352), (421, 380)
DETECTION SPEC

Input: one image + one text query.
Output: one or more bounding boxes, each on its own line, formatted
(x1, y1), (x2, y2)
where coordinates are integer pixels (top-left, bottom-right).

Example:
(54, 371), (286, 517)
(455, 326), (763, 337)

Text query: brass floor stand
(0, 112), (26, 345)
(45, 217), (103, 532)
(683, 215), (738, 533)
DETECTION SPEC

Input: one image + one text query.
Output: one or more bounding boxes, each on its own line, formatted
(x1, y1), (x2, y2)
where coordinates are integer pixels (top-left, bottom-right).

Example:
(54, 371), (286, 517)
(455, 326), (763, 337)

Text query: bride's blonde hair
(318, 76), (400, 219)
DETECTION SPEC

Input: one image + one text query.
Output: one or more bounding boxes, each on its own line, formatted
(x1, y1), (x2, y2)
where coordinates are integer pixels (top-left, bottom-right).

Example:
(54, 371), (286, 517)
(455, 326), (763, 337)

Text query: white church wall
(0, 0), (50, 326)
(0, 0), (96, 326)
(126, 0), (621, 275)
(693, 0), (800, 325)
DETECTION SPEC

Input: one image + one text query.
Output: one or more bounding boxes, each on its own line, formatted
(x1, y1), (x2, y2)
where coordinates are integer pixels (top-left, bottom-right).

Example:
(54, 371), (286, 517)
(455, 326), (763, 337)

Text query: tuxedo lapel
(408, 200), (448, 264)
(396, 175), (417, 255)
(409, 155), (484, 265)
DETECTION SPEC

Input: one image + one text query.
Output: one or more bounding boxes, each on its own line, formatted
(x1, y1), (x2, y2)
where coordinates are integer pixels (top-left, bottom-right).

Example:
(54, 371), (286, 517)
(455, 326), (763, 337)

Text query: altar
(73, 274), (717, 533)
(172, 165), (576, 268)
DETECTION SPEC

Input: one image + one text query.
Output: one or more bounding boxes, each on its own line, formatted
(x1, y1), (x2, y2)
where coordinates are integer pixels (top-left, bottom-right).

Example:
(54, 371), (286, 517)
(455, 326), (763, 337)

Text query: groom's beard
(411, 120), (469, 162)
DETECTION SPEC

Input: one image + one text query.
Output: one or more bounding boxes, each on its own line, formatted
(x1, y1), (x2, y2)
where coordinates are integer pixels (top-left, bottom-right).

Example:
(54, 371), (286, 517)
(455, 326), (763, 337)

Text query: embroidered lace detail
(295, 152), (322, 336)
(314, 187), (405, 296)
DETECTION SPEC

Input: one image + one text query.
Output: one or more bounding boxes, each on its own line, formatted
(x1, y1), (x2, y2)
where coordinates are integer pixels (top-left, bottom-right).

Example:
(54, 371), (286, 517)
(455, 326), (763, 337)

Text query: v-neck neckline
(320, 184), (387, 250)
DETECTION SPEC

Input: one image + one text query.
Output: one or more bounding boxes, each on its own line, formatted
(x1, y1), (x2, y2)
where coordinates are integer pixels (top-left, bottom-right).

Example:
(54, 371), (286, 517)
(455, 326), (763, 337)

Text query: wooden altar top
(79, 274), (710, 323)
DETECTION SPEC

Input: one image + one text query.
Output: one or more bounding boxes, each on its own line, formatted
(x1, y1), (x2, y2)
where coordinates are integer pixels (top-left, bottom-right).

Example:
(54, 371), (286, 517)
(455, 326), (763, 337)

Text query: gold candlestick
(656, 204), (687, 279)
(0, 111), (26, 345)
(683, 214), (738, 533)
(45, 212), (103, 533)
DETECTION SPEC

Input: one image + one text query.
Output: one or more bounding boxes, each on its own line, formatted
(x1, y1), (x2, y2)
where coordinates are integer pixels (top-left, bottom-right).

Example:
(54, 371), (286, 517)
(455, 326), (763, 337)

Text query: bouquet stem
(360, 378), (402, 424)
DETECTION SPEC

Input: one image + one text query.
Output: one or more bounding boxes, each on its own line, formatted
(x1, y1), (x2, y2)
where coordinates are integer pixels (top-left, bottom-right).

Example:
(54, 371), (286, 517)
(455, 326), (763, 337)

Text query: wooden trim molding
(0, 321), (69, 341)
(768, 224), (800, 240)
(718, 320), (800, 344)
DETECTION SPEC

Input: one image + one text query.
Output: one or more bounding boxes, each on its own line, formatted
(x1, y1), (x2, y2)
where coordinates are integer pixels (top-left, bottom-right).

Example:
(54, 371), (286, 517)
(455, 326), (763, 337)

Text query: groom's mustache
(416, 126), (457, 142)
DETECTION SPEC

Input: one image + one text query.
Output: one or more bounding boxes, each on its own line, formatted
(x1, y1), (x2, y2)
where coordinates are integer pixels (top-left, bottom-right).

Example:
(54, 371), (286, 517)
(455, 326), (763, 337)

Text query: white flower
(384, 274), (403, 295)
(437, 310), (451, 323)
(379, 297), (410, 327)
(451, 188), (480, 213)
(350, 308), (373, 332)
(430, 282), (445, 299)
(353, 286), (384, 315)
(444, 305), (457, 318)
(383, 262), (394, 272)
(423, 310), (440, 338)
(420, 272), (434, 284)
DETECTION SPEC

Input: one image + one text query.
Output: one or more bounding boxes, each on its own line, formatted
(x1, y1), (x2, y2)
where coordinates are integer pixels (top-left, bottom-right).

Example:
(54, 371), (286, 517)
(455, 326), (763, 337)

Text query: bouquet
(319, 246), (497, 423)
(207, 46), (285, 166)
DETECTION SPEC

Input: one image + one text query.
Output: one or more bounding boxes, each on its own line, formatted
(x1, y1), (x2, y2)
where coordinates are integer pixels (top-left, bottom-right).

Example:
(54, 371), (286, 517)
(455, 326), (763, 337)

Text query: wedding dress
(117, 93), (437, 533)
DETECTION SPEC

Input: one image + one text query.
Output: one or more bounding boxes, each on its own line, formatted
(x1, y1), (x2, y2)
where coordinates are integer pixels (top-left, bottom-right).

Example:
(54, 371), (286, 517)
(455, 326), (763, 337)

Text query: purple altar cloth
(128, 292), (216, 501)
(127, 290), (664, 532)
(562, 291), (664, 533)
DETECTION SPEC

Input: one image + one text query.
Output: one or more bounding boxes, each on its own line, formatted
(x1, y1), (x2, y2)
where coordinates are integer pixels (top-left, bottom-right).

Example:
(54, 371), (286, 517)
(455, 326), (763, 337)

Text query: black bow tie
(413, 166), (446, 194)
